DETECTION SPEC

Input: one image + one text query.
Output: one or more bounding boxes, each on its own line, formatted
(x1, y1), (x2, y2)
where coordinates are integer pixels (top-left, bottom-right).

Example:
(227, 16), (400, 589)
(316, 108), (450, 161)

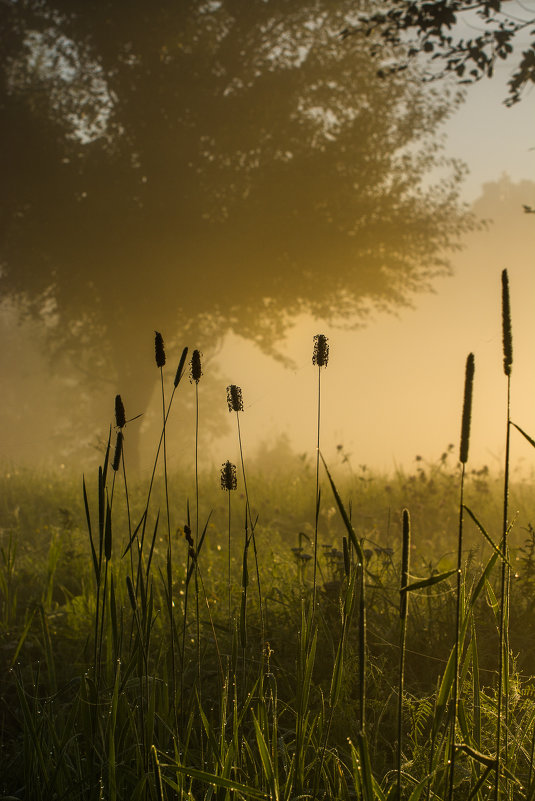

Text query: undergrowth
(1, 272), (535, 800)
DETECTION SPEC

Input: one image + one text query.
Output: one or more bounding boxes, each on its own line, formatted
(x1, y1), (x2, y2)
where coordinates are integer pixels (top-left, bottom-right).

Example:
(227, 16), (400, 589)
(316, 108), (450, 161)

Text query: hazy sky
(213, 65), (535, 475)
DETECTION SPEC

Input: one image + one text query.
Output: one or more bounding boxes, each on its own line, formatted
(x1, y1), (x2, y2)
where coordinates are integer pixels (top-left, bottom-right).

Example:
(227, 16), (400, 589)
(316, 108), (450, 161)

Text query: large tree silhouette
(1, 0), (473, 461)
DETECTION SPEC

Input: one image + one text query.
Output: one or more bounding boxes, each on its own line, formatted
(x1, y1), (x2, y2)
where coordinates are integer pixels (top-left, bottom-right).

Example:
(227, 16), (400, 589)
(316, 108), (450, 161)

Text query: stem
(236, 411), (264, 643)
(228, 490), (232, 632)
(449, 462), (466, 801)
(495, 373), (511, 801)
(313, 365), (321, 614)
(160, 366), (177, 734)
(194, 382), (202, 725)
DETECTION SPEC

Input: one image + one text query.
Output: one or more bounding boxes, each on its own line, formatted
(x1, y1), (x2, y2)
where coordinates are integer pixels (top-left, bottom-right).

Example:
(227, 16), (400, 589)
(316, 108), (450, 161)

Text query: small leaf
(512, 422), (535, 449)
(403, 569), (456, 592)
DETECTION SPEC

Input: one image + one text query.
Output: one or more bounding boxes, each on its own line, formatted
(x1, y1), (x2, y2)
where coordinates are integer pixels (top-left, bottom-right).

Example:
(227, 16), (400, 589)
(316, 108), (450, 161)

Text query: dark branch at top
(342, 1), (535, 105)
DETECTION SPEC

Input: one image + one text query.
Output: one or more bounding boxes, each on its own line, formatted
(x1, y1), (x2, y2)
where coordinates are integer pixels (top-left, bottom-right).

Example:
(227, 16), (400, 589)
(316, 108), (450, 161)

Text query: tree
(0, 0), (473, 464)
(344, 1), (535, 105)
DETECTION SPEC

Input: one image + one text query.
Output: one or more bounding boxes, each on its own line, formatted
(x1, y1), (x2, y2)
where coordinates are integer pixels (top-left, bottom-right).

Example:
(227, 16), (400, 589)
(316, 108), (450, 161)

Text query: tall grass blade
(404, 570), (456, 592)
(252, 710), (279, 801)
(320, 452), (364, 563)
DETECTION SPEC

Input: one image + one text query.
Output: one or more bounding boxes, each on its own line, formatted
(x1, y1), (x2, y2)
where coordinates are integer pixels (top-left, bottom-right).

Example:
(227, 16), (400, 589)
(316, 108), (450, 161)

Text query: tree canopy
(1, 0), (473, 450)
(344, 1), (535, 106)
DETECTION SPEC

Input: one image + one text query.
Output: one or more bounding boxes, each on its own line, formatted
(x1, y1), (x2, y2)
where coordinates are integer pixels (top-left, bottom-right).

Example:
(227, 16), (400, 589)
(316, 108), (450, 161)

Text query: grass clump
(2, 272), (535, 799)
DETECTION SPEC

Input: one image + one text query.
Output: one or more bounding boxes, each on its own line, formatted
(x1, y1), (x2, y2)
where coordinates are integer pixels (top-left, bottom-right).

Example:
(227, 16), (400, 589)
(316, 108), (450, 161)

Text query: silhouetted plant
(312, 334), (329, 614)
(449, 352), (475, 801)
(495, 269), (513, 801)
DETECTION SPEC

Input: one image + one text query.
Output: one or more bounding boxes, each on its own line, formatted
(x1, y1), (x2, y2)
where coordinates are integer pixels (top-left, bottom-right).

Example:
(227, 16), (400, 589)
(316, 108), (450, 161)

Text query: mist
(1, 2), (534, 481)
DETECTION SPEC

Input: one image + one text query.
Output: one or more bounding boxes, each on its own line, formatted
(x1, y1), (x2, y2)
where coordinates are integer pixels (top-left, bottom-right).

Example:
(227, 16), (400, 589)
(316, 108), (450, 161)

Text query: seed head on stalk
(312, 334), (329, 367)
(221, 461), (237, 491)
(154, 331), (166, 368)
(459, 353), (475, 465)
(501, 269), (513, 376)
(190, 349), (203, 384)
(227, 384), (243, 412)
(115, 395), (126, 429)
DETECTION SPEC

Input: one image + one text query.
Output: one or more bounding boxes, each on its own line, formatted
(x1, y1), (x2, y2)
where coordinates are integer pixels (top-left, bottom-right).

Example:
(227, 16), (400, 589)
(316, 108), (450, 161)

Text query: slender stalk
(495, 270), (513, 801)
(193, 379), (202, 722)
(228, 489), (232, 631)
(449, 352), (475, 801)
(312, 334), (329, 616)
(156, 334), (178, 735)
(495, 372), (512, 800)
(221, 461), (237, 633)
(398, 508), (411, 800)
(228, 392), (264, 645)
(358, 547), (366, 734)
(130, 346), (187, 592)
(313, 363), (321, 615)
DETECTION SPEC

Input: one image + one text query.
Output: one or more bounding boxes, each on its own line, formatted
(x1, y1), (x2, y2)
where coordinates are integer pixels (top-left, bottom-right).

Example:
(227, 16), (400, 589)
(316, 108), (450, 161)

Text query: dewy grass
(5, 271), (535, 799)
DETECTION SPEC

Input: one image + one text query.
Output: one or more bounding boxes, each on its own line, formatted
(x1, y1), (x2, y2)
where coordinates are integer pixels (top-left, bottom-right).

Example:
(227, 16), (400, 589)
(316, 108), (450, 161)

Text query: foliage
(2, 271), (535, 798)
(345, 1), (535, 105)
(0, 0), (473, 438)
(2, 449), (535, 798)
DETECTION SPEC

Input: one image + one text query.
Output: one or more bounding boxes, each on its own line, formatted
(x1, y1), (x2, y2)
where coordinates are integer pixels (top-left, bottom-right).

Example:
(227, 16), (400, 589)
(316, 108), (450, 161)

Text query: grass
(1, 274), (535, 799)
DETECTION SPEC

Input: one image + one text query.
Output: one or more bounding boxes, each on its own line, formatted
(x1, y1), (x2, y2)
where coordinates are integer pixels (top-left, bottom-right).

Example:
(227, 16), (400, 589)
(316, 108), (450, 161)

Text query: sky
(212, 59), (535, 476)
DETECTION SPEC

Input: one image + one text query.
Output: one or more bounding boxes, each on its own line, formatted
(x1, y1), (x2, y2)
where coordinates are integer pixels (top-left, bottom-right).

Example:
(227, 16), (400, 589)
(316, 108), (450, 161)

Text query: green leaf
(511, 421), (535, 449)
(320, 453), (364, 563)
(403, 569), (456, 592)
(163, 767), (269, 800)
(252, 711), (279, 801)
(83, 476), (99, 581)
(463, 506), (511, 566)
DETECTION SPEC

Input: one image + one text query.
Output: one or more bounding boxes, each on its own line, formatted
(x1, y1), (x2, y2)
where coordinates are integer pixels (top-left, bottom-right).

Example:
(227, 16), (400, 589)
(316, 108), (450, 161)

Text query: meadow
(1, 270), (535, 801)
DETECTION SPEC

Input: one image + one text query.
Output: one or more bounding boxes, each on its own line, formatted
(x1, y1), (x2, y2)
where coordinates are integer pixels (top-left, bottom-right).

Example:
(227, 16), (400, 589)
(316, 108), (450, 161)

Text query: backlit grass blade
(463, 506), (511, 566)
(14, 668), (50, 787)
(432, 646), (457, 742)
(83, 476), (99, 581)
(121, 510), (146, 558)
(151, 745), (165, 801)
(349, 734), (378, 801)
(252, 710), (279, 801)
(471, 616), (482, 751)
(511, 421), (535, 449)
(164, 765), (270, 800)
(10, 607), (36, 667)
(186, 510), (213, 584)
(320, 452), (364, 563)
(108, 660), (121, 801)
(403, 569), (456, 592)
